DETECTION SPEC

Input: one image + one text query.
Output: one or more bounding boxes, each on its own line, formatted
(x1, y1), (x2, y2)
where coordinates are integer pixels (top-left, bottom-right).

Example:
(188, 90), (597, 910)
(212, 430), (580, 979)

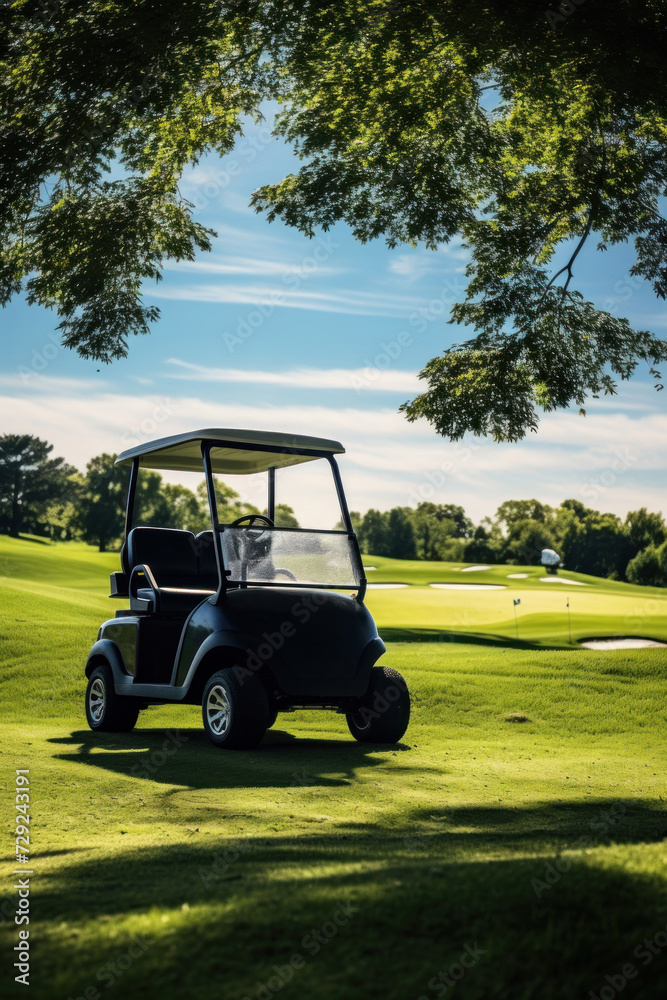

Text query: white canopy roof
(116, 428), (345, 474)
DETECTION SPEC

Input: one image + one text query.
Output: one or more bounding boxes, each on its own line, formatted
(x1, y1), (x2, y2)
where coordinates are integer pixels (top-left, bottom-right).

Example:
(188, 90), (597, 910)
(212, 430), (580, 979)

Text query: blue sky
(1, 113), (666, 527)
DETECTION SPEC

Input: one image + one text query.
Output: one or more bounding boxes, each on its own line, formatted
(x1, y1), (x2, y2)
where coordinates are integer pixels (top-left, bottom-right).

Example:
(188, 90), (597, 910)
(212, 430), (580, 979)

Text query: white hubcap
(89, 677), (106, 723)
(206, 683), (231, 736)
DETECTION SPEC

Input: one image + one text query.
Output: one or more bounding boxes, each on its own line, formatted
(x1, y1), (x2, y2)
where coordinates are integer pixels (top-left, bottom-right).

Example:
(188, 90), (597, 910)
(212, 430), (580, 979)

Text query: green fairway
(1, 537), (666, 1000)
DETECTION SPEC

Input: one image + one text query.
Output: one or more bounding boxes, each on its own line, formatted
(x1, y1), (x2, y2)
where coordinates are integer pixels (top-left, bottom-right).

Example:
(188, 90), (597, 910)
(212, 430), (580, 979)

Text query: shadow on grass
(380, 626), (570, 650)
(26, 801), (667, 1000)
(49, 728), (415, 789)
(15, 533), (52, 545)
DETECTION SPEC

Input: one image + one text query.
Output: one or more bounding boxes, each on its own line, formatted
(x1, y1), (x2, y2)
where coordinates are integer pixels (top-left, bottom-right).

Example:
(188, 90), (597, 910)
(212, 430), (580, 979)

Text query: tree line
(1, 434), (665, 587)
(351, 498), (667, 588)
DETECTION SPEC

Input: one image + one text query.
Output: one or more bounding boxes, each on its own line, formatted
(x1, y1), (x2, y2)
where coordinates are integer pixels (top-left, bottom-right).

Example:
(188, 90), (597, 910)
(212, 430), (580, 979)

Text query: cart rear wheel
(85, 664), (139, 733)
(202, 668), (270, 749)
(346, 666), (410, 743)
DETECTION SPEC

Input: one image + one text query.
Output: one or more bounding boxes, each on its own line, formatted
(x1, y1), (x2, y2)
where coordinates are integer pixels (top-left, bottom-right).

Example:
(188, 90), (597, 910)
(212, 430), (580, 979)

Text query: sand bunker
(366, 583), (408, 589)
(539, 577), (587, 585)
(507, 573), (529, 579)
(430, 583), (506, 591)
(363, 566), (376, 571)
(580, 637), (667, 650)
(460, 565), (490, 572)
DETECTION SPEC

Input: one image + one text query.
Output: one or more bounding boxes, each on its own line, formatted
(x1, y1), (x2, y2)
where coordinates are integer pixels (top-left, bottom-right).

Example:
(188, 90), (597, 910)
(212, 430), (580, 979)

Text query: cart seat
(127, 527), (215, 614)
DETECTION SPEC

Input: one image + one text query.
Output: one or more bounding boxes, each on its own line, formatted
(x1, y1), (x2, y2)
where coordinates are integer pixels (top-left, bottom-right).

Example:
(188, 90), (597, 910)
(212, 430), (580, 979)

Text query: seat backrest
(196, 531), (219, 590)
(126, 527), (198, 588)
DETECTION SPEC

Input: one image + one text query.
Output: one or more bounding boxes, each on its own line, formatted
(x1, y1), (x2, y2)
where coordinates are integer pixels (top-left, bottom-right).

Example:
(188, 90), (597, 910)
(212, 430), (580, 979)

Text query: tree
(495, 500), (553, 531)
(358, 509), (390, 556)
(76, 454), (129, 551)
(411, 504), (458, 561)
(141, 482), (204, 532)
(386, 507), (417, 560)
(464, 524), (499, 564)
(272, 503), (300, 528)
(501, 519), (556, 566)
(560, 509), (631, 579)
(3, 3), (667, 439)
(624, 508), (667, 558)
(434, 504), (474, 540)
(0, 434), (75, 537)
(626, 542), (667, 587)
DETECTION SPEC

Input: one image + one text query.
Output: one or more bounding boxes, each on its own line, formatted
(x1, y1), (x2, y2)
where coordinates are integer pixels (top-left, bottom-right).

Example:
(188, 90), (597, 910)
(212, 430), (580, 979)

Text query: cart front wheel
(346, 666), (410, 744)
(202, 668), (270, 749)
(85, 664), (139, 733)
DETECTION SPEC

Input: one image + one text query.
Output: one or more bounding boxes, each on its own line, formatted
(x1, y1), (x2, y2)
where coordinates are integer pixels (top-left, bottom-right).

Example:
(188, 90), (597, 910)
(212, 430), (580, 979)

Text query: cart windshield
(219, 526), (361, 590)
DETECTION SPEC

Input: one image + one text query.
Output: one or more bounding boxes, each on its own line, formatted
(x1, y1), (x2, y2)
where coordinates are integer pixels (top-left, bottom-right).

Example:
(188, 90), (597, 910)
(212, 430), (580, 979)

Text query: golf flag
(513, 599), (521, 606)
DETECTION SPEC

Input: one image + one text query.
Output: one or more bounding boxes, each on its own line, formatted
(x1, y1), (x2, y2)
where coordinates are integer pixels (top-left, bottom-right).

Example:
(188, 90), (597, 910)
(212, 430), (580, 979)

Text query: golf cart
(84, 428), (410, 749)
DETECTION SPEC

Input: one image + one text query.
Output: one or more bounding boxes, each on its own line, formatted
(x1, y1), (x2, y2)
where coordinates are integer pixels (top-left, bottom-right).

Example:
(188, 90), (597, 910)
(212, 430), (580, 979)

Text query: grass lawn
(1, 536), (666, 1000)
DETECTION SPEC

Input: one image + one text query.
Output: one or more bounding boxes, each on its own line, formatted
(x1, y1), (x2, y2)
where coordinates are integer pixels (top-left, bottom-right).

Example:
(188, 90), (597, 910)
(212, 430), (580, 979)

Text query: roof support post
(202, 442), (227, 599)
(268, 467), (276, 522)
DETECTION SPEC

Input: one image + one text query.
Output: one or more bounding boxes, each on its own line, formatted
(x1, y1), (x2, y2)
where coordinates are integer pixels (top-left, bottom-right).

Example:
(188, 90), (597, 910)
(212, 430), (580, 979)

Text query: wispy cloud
(165, 359), (420, 393)
(148, 282), (427, 317)
(389, 241), (469, 280)
(165, 256), (345, 278)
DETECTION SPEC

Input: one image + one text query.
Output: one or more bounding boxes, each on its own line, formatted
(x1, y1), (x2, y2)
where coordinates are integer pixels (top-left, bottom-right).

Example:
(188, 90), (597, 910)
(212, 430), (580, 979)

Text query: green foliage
(0, 433), (76, 536)
(626, 541), (667, 587)
(1, 0), (258, 358)
(386, 507), (417, 560)
(3, 3), (667, 439)
(75, 453), (130, 552)
(257, 2), (667, 440)
(624, 507), (667, 555)
(272, 503), (300, 528)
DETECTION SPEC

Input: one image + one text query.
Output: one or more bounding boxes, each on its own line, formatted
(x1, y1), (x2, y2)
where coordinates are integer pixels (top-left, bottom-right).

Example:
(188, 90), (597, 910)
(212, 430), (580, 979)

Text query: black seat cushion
(127, 527), (199, 587)
(127, 527), (214, 614)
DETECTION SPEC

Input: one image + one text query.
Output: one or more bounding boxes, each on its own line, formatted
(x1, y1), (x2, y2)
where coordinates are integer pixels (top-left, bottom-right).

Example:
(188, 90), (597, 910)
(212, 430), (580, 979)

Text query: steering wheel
(229, 514), (274, 528)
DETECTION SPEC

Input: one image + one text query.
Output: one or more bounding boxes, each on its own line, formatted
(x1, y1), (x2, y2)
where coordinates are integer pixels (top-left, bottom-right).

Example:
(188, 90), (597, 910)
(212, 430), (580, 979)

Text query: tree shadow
(48, 727), (416, 789)
(28, 800), (667, 1000)
(380, 626), (570, 650)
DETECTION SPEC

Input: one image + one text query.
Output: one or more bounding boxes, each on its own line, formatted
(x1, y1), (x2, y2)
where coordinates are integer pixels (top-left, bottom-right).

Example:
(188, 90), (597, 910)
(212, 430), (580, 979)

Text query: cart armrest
(129, 564), (161, 612)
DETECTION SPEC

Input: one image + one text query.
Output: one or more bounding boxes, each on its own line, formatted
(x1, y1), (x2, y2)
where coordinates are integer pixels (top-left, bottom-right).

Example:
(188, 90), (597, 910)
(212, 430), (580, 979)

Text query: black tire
(85, 664), (140, 733)
(202, 668), (270, 749)
(346, 666), (410, 744)
(266, 706), (279, 729)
